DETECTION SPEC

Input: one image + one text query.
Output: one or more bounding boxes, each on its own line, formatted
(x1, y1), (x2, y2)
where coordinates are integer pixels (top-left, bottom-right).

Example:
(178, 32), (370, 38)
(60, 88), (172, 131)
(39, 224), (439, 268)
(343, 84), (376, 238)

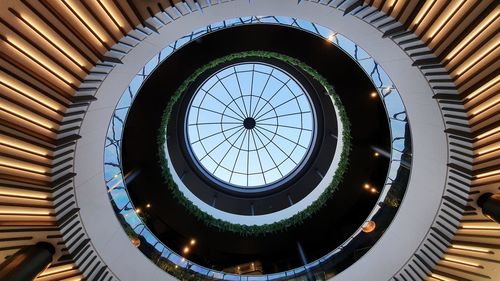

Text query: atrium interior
(0, 1), (498, 281)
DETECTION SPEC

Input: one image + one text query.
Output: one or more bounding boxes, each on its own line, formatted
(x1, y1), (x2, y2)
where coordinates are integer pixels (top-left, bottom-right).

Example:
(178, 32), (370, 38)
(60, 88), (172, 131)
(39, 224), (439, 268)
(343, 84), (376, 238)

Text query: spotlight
(370, 92), (377, 98)
(183, 246), (190, 254)
(362, 221), (376, 233)
(146, 203), (151, 208)
(135, 208), (141, 214)
(374, 152), (380, 157)
(190, 239), (196, 246)
(370, 188), (377, 193)
(363, 184), (370, 189)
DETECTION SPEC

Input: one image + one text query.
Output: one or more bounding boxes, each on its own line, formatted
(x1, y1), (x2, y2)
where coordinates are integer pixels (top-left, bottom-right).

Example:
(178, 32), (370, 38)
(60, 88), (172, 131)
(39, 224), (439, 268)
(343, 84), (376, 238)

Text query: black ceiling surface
(122, 24), (390, 272)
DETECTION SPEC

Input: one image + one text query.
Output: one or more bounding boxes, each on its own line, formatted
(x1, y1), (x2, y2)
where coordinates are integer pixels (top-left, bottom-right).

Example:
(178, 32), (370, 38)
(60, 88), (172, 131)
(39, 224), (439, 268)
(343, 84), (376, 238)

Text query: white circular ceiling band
(73, 1), (447, 280)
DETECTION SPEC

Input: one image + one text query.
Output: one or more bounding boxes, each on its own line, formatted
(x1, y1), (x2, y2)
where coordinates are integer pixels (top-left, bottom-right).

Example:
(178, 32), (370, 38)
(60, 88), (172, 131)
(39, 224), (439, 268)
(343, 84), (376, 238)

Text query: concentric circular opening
(185, 62), (316, 190)
(107, 19), (412, 280)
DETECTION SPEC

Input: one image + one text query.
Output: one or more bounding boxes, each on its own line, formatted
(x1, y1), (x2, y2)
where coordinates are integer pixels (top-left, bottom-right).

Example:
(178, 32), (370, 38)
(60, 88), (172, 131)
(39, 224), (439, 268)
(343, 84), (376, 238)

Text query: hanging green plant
(158, 51), (351, 235)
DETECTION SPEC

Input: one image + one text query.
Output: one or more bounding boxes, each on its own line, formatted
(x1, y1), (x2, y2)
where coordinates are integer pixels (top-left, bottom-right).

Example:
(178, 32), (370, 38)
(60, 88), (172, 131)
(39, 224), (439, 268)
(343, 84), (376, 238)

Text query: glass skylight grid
(185, 63), (316, 189)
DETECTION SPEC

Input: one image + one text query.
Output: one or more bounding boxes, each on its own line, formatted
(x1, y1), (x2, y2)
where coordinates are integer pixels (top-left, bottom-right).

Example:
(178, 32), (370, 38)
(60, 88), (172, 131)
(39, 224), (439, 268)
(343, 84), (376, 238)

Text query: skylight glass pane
(185, 62), (316, 189)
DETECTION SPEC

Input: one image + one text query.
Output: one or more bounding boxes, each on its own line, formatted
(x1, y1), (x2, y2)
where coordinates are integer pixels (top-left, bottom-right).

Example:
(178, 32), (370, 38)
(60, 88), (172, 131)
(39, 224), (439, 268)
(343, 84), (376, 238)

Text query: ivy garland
(158, 51), (351, 235)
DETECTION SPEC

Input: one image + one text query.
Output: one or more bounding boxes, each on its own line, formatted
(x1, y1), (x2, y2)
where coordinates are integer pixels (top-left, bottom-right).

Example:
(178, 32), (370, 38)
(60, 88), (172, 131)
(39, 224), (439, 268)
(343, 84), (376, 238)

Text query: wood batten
(339, 0), (499, 280)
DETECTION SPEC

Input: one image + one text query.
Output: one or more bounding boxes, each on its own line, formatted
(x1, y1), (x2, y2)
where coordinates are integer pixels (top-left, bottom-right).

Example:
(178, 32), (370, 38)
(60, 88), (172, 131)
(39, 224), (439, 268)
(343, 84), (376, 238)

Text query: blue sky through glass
(186, 62), (316, 189)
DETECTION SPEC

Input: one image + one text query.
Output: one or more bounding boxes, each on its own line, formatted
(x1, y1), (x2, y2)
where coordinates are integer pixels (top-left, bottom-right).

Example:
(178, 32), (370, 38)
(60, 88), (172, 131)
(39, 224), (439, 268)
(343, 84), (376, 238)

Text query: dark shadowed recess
(122, 24), (390, 273)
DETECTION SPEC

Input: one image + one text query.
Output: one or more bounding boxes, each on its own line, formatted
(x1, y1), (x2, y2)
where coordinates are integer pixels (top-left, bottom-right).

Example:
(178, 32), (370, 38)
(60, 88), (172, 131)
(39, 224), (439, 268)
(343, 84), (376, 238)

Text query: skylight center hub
(243, 117), (256, 130)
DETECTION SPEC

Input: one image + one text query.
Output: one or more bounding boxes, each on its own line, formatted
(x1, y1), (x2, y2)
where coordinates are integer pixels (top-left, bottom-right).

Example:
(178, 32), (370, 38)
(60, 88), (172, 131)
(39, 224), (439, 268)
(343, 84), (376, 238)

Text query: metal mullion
(213, 127), (246, 174)
(256, 125), (306, 151)
(191, 124), (240, 145)
(199, 126), (244, 162)
(253, 128), (283, 177)
(258, 111), (311, 123)
(250, 130), (267, 184)
(233, 67), (249, 117)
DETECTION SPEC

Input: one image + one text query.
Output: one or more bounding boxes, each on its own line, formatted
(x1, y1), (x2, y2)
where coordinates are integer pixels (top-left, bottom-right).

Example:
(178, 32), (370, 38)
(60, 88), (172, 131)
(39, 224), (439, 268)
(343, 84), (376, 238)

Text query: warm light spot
(374, 152), (380, 157)
(0, 159), (47, 174)
(477, 144), (500, 156)
(476, 169), (500, 178)
(0, 137), (48, 156)
(462, 224), (500, 230)
(146, 203), (151, 208)
(60, 0), (106, 47)
(370, 188), (377, 193)
(431, 273), (456, 281)
(476, 126), (500, 140)
(466, 75), (499, 101)
(135, 208), (141, 214)
(370, 92), (378, 98)
(361, 220), (376, 233)
(471, 94), (500, 115)
(183, 246), (190, 254)
(0, 77), (61, 111)
(0, 190), (48, 200)
(444, 257), (482, 268)
(1, 101), (54, 129)
(451, 244), (492, 254)
(363, 184), (370, 189)
(57, 276), (82, 281)
(190, 239), (196, 246)
(327, 34), (336, 42)
(99, 0), (125, 28)
(38, 264), (75, 277)
(0, 207), (51, 215)
(131, 237), (140, 247)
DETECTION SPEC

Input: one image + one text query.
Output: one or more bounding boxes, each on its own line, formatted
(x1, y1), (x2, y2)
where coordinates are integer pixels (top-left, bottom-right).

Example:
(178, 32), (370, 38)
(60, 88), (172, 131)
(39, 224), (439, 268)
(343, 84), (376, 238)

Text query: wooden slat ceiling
(0, 0), (497, 280)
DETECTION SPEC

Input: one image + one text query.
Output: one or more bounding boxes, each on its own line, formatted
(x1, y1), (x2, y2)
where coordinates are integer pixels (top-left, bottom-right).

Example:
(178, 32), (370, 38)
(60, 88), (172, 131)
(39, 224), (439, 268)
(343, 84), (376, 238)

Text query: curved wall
(74, 1), (445, 280)
(0, 0), (497, 280)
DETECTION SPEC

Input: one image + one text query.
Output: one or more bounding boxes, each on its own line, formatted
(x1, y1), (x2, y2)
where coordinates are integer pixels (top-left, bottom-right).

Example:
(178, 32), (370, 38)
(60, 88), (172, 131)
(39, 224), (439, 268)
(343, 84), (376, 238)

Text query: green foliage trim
(157, 51), (351, 235)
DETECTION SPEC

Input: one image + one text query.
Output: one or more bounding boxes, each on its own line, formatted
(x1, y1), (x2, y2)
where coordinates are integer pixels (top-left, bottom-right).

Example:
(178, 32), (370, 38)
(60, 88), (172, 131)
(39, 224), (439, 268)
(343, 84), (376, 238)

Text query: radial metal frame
(185, 62), (317, 192)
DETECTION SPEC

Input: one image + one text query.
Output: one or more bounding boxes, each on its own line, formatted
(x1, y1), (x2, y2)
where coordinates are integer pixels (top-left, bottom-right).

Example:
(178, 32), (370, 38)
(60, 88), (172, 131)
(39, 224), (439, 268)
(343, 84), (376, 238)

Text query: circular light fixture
(131, 238), (141, 248)
(362, 221), (376, 233)
(185, 62), (316, 191)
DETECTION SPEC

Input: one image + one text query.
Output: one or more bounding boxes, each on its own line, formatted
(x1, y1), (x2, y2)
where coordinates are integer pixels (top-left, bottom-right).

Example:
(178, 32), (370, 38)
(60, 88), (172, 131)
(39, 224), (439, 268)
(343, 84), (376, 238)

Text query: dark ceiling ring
(158, 51), (351, 234)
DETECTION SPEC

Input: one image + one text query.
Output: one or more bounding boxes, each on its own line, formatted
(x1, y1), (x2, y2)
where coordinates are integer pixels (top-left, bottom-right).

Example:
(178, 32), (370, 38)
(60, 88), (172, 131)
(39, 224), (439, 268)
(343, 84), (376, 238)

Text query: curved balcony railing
(104, 16), (412, 280)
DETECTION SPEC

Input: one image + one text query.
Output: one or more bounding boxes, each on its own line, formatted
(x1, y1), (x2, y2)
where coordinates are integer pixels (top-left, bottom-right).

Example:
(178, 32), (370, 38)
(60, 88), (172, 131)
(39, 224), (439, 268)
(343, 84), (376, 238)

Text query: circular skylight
(185, 62), (316, 190)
